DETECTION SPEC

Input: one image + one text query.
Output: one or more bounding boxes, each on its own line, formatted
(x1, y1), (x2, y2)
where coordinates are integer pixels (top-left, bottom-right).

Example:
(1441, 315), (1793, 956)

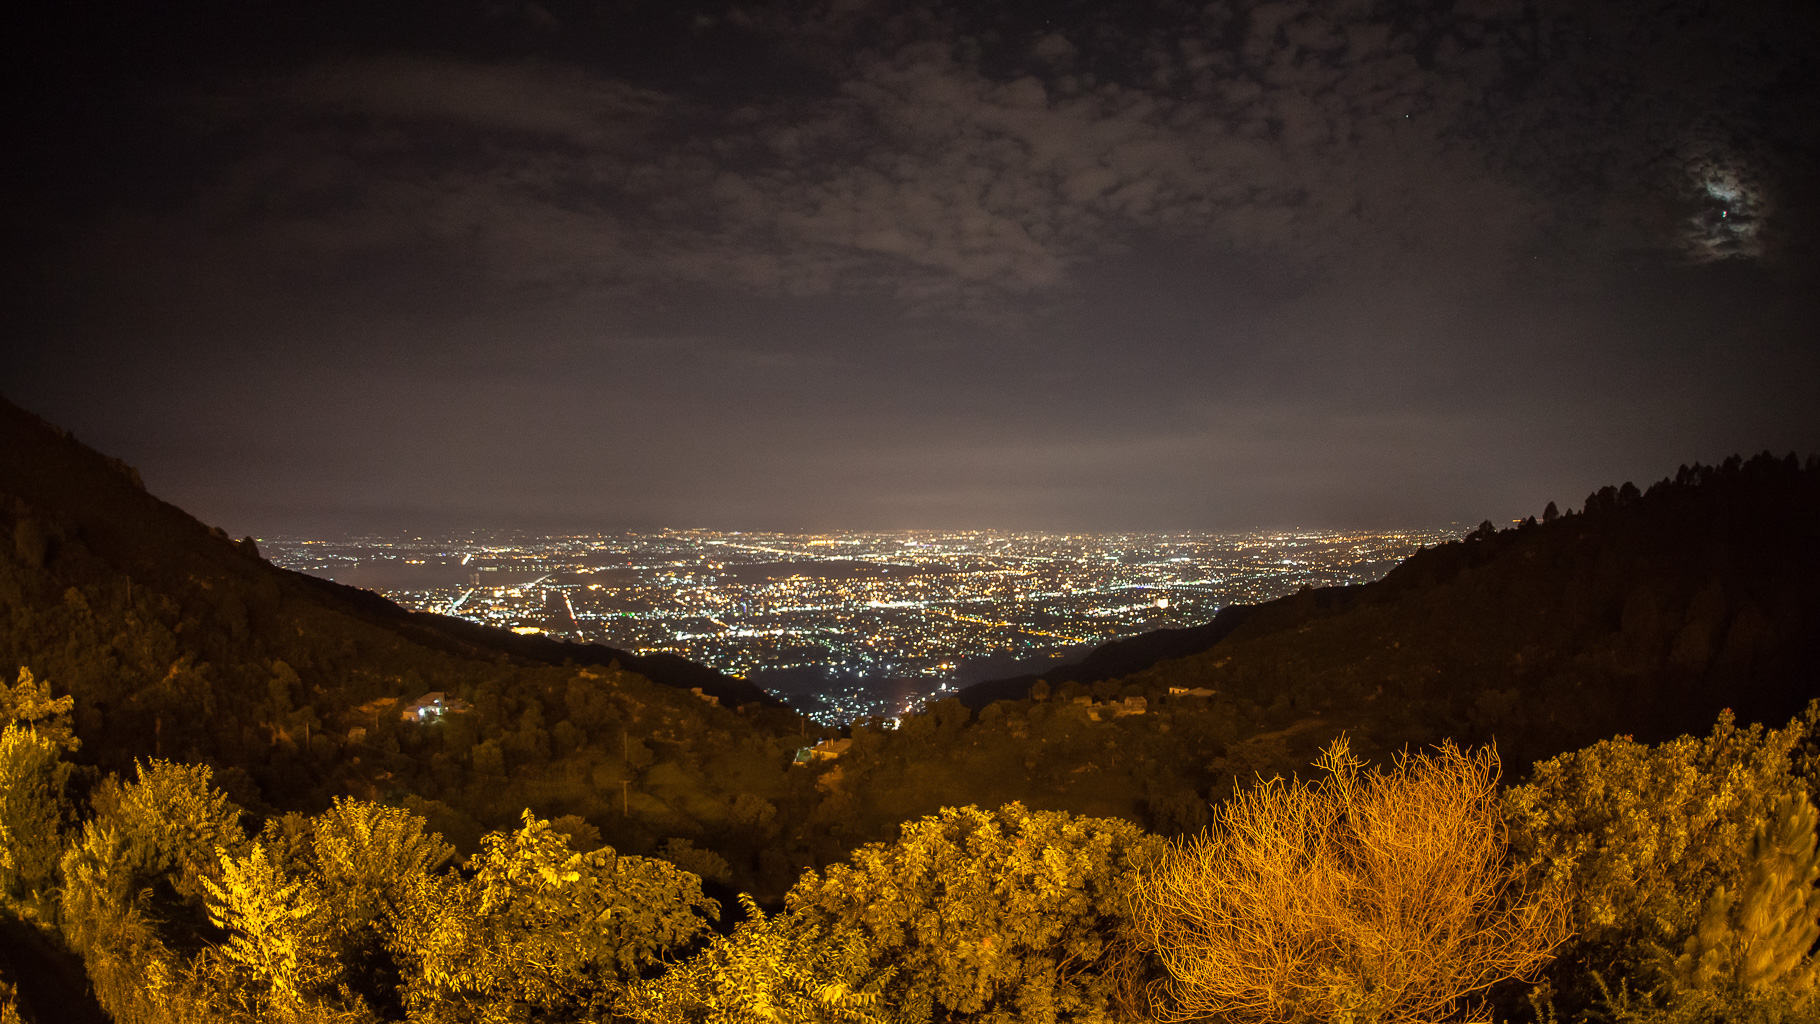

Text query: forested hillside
(1109, 453), (1820, 760)
(912, 451), (1820, 819)
(0, 398), (829, 896)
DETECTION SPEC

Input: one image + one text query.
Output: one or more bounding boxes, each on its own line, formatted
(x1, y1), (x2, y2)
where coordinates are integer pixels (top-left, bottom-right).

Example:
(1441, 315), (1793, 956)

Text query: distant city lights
(266, 527), (1453, 722)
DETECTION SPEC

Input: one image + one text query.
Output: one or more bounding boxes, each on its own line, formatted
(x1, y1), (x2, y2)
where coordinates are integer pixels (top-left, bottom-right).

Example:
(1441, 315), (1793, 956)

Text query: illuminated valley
(267, 527), (1456, 720)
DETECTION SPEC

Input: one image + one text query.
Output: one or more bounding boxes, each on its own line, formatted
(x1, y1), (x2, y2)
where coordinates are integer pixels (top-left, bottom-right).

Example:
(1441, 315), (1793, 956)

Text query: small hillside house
(402, 692), (472, 723)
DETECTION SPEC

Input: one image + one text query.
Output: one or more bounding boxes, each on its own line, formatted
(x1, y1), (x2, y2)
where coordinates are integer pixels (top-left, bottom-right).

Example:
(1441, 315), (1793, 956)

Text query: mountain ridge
(954, 452), (1820, 768)
(956, 603), (1259, 709)
(0, 394), (772, 709)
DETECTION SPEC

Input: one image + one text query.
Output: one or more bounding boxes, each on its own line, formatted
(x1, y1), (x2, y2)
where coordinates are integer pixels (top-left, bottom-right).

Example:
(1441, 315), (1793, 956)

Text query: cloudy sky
(6, 0), (1818, 535)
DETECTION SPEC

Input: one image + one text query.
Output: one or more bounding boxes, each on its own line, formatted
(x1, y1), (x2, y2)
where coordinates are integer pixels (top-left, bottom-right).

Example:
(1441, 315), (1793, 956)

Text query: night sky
(6, 0), (1818, 535)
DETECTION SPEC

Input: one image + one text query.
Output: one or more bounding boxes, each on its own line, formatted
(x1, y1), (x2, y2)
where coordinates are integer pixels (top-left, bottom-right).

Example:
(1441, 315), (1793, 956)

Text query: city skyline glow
(267, 525), (1457, 721)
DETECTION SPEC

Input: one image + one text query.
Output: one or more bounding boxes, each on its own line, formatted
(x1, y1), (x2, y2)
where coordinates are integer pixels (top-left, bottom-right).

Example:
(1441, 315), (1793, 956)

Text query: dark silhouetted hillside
(0, 396), (828, 894)
(800, 454), (1820, 851)
(957, 604), (1256, 709)
(950, 453), (1820, 774)
(0, 395), (769, 699)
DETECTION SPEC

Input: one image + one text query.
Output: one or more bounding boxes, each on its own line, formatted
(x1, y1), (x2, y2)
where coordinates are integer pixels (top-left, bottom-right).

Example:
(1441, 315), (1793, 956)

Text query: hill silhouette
(0, 396), (834, 895)
(963, 458), (1820, 752)
(806, 453), (1820, 849)
(955, 604), (1257, 710)
(0, 395), (771, 705)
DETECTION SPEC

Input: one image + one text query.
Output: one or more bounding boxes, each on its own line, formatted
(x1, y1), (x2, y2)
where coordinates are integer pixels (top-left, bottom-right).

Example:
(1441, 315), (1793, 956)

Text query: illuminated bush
(1592, 790), (1820, 1024)
(620, 895), (906, 1024)
(1503, 708), (1810, 1005)
(1135, 739), (1566, 1024)
(789, 803), (1159, 1023)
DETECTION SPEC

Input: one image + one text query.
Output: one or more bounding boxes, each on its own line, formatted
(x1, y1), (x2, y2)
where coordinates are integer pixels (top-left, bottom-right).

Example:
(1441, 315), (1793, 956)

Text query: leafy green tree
(0, 667), (79, 905)
(787, 803), (1160, 1024)
(307, 798), (454, 928)
(0, 667), (79, 752)
(287, 798), (455, 1009)
(0, 724), (67, 904)
(657, 837), (732, 884)
(549, 813), (603, 852)
(59, 761), (249, 1024)
(401, 795), (487, 857)
(471, 739), (506, 778)
(104, 760), (249, 903)
(266, 660), (300, 720)
(730, 792), (779, 836)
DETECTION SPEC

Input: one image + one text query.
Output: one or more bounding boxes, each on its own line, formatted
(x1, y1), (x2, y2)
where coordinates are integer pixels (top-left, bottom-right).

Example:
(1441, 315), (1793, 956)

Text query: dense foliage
(0, 655), (1818, 1022)
(28, 680), (719, 1023)
(10, 676), (1820, 1018)
(0, 666), (1574, 1023)
(7, 659), (1820, 1023)
(1504, 710), (1810, 981)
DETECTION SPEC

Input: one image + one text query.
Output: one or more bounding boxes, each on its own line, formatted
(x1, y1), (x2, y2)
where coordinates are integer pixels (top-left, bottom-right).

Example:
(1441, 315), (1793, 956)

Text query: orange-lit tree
(1135, 739), (1566, 1024)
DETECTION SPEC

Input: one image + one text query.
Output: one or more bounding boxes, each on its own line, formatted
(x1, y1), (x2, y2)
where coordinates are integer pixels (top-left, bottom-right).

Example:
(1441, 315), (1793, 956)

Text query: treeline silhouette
(0, 397), (830, 897)
(785, 451), (1820, 856)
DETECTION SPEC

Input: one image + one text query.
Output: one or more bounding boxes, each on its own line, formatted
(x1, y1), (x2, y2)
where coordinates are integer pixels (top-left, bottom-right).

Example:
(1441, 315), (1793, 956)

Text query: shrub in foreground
(1135, 739), (1567, 1024)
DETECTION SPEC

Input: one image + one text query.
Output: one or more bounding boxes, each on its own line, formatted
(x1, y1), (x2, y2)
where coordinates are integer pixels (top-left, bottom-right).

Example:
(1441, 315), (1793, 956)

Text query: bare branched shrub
(1135, 739), (1568, 1024)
